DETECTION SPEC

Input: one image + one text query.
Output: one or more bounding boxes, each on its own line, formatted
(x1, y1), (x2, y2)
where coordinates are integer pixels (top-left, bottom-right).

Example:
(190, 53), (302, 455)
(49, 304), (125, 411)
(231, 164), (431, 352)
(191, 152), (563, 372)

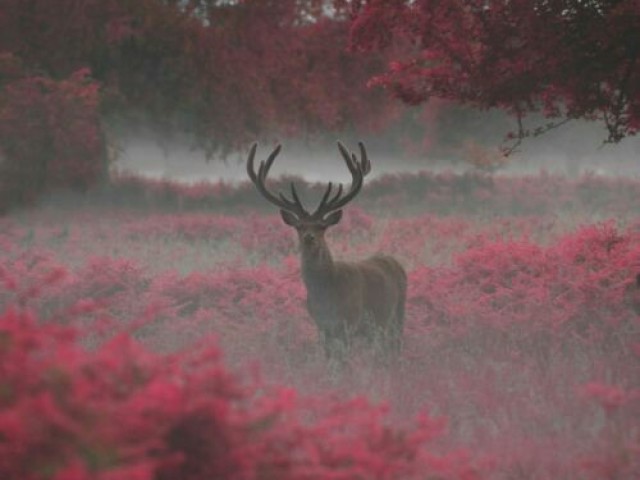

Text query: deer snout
(302, 232), (315, 245)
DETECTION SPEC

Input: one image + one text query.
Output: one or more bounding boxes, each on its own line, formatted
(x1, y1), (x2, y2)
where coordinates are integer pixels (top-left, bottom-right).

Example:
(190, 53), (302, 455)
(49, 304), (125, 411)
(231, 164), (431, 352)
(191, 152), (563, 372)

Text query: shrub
(0, 308), (475, 480)
(0, 60), (104, 212)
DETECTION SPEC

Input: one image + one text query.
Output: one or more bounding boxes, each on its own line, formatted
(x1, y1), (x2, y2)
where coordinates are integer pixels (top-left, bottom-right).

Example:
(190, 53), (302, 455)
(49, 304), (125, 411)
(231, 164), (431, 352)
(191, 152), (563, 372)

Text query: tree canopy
(1, 0), (638, 209)
(1, 1), (391, 154)
(350, 0), (640, 152)
(0, 0), (395, 209)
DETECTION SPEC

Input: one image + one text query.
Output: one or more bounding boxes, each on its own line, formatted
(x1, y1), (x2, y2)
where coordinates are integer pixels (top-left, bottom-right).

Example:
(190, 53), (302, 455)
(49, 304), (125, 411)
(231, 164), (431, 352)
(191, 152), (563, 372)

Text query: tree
(0, 0), (394, 209)
(349, 0), (640, 153)
(0, 0), (392, 154)
(0, 57), (104, 212)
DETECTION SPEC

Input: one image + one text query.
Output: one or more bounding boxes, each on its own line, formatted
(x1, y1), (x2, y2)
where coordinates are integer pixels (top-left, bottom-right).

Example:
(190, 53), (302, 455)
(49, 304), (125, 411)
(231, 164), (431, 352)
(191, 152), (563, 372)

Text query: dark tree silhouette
(350, 0), (640, 152)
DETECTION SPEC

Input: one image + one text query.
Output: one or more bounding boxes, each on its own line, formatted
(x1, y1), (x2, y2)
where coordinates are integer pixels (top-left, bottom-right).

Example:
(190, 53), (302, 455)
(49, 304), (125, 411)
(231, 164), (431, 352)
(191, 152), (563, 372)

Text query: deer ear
(280, 210), (299, 226)
(322, 210), (343, 227)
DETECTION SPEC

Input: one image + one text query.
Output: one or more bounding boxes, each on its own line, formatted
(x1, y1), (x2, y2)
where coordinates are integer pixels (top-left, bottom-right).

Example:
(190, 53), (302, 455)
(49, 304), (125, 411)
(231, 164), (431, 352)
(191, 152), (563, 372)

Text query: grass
(1, 170), (639, 478)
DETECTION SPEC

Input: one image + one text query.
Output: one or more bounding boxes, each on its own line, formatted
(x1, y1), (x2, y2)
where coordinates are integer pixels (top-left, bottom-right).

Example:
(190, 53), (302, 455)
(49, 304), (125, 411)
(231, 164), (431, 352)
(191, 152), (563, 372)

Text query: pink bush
(0, 65), (104, 210)
(1, 173), (639, 478)
(0, 309), (474, 480)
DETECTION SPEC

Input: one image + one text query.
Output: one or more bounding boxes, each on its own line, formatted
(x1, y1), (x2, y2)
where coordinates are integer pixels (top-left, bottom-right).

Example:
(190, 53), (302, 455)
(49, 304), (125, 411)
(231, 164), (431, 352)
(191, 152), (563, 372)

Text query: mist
(114, 120), (640, 185)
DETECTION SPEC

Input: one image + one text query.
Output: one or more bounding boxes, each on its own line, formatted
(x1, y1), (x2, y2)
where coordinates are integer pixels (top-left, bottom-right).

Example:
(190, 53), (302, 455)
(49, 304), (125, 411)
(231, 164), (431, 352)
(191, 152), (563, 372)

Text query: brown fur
(299, 227), (407, 360)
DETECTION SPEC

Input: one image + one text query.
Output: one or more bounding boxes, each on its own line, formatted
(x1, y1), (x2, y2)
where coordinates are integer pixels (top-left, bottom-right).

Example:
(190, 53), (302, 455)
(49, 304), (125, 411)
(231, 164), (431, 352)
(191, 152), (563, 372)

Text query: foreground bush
(0, 309), (475, 480)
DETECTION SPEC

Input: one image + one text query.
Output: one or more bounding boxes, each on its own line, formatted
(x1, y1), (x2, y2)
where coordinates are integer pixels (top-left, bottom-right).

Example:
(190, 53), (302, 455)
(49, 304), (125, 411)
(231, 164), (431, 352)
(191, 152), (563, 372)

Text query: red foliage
(1, 173), (639, 477)
(0, 1), (403, 209)
(350, 0), (640, 149)
(0, 307), (473, 480)
(0, 63), (104, 210)
(0, 1), (394, 157)
(401, 221), (640, 341)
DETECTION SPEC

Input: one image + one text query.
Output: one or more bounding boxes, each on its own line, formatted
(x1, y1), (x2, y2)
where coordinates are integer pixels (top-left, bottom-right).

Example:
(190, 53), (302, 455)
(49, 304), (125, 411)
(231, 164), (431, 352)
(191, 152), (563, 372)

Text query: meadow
(1, 170), (639, 479)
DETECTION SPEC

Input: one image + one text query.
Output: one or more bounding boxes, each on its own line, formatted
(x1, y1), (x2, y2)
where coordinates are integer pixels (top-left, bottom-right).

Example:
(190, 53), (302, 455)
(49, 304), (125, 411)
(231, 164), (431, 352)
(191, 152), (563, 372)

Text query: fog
(115, 138), (428, 184)
(114, 120), (639, 184)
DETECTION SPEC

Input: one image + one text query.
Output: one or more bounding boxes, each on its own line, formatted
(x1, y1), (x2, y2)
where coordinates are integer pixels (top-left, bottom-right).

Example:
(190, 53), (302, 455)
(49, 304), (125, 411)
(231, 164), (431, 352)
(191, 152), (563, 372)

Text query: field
(1, 170), (639, 479)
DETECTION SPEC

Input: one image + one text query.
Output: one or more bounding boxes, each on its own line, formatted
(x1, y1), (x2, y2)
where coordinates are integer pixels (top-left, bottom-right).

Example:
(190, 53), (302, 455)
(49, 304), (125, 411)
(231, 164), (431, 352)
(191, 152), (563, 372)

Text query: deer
(247, 141), (407, 362)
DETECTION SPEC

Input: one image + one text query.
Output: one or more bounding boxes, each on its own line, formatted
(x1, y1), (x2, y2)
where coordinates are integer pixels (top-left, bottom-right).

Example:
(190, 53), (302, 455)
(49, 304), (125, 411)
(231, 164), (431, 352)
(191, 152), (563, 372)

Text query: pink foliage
(0, 63), (103, 210)
(0, 308), (473, 480)
(350, 1), (640, 146)
(1, 172), (639, 478)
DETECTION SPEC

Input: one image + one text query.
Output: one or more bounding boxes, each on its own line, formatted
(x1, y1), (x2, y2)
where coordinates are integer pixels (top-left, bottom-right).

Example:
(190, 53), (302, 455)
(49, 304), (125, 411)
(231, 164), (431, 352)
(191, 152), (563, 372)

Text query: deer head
(247, 142), (371, 259)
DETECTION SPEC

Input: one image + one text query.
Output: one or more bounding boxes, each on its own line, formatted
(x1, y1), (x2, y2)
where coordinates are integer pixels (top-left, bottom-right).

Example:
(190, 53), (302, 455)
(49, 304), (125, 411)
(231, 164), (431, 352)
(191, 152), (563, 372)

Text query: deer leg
(386, 323), (403, 356)
(322, 324), (349, 363)
(374, 304), (404, 365)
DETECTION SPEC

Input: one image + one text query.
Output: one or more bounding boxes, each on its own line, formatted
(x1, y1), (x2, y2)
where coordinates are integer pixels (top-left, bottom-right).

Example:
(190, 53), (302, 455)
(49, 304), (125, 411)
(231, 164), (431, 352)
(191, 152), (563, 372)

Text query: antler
(247, 141), (371, 221)
(246, 143), (309, 218)
(311, 141), (371, 219)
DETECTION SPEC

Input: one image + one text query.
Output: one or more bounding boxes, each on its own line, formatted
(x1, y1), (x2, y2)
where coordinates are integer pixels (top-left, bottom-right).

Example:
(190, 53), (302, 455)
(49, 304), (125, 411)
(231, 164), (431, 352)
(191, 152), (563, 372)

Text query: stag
(247, 141), (407, 361)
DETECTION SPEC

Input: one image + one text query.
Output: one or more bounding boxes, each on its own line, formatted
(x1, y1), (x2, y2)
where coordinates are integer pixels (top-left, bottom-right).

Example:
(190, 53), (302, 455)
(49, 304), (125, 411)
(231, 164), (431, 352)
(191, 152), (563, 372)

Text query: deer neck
(300, 240), (335, 291)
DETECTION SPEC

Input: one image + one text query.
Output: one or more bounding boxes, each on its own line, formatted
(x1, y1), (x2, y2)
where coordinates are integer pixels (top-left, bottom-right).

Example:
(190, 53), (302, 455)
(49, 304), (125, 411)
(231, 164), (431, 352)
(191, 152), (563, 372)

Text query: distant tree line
(0, 1), (392, 210)
(1, 0), (637, 210)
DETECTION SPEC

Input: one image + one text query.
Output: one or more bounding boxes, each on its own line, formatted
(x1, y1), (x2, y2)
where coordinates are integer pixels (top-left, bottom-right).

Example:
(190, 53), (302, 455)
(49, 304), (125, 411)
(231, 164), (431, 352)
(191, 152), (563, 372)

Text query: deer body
(247, 141), (407, 360)
(303, 254), (407, 357)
